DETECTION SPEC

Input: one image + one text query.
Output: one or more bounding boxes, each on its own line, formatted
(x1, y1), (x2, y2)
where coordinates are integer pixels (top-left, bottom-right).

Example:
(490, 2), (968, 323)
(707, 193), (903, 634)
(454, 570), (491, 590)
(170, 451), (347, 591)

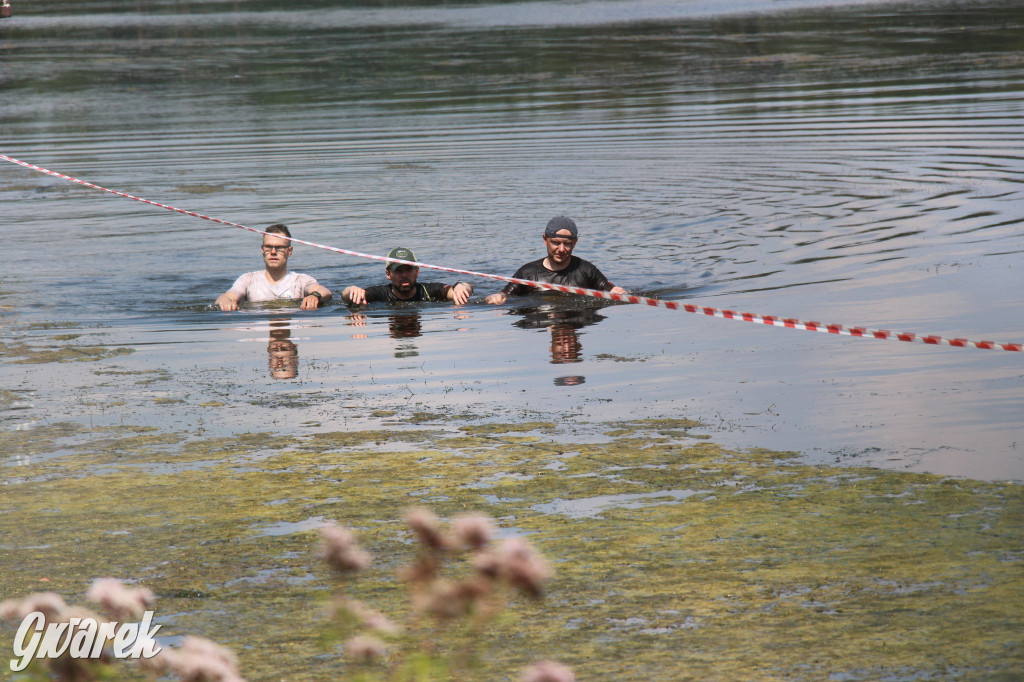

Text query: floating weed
(0, 419), (1021, 679)
(0, 338), (134, 364)
(0, 421), (86, 463)
(460, 421), (557, 436)
(0, 387), (31, 411)
(593, 353), (646, 363)
(24, 321), (84, 331)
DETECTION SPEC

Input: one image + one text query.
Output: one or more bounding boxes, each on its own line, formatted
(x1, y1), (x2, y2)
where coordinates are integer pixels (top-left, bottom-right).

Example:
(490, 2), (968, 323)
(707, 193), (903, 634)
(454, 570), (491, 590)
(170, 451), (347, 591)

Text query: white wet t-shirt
(228, 270), (319, 302)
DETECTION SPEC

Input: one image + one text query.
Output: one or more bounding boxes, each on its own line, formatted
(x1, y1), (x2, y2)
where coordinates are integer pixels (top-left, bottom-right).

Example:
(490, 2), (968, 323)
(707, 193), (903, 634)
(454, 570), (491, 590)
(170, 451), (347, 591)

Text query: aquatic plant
(321, 508), (571, 681)
(0, 510), (571, 682)
(0, 578), (244, 681)
(2, 418), (1021, 679)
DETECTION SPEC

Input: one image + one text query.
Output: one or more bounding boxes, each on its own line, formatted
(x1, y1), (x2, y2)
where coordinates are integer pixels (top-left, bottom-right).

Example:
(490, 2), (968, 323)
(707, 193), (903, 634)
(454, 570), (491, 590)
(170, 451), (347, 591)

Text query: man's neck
(391, 284), (417, 300)
(264, 266), (288, 283)
(543, 256), (572, 272)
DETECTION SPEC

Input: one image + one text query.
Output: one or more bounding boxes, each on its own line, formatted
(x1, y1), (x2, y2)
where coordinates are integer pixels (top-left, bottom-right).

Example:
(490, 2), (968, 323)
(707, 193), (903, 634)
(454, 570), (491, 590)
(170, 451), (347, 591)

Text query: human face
(386, 264), (420, 296)
(544, 230), (577, 267)
(261, 235), (292, 269)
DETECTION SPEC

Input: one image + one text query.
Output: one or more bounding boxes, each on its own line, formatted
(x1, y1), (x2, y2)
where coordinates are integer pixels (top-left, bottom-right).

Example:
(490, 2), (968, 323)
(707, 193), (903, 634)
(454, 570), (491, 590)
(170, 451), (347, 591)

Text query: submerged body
(215, 225), (332, 311)
(485, 217), (626, 304)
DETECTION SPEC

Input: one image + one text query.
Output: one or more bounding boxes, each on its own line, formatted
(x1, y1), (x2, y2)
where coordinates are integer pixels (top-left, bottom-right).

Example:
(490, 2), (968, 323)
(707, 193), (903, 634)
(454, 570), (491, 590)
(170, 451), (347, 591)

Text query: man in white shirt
(215, 224), (333, 311)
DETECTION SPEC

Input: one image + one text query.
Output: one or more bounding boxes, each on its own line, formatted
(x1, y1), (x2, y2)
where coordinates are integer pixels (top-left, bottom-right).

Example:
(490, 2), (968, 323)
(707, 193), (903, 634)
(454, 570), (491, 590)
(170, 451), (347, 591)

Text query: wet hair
(265, 223), (291, 238)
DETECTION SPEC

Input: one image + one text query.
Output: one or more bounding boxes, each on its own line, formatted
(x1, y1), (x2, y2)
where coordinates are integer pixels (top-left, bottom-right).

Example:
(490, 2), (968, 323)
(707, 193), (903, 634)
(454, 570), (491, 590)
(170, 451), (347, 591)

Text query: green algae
(593, 353), (647, 362)
(460, 422), (557, 435)
(23, 322), (86, 331)
(0, 419), (1021, 681)
(0, 338), (134, 364)
(0, 421), (86, 463)
(0, 388), (26, 411)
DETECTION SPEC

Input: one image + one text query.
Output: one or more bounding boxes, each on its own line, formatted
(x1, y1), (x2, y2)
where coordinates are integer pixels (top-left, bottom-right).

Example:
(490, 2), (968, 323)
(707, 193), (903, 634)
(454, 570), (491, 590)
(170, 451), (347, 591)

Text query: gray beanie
(544, 216), (578, 239)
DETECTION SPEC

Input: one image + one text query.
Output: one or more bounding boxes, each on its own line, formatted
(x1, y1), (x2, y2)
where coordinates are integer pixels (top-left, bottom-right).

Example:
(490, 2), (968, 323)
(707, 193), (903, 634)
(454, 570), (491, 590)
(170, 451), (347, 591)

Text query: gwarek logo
(10, 610), (162, 672)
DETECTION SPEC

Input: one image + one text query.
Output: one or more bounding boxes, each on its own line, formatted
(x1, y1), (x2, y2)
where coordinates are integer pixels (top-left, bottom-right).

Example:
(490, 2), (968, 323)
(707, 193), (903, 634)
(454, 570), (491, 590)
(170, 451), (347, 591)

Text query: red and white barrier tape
(3, 153), (1020, 352)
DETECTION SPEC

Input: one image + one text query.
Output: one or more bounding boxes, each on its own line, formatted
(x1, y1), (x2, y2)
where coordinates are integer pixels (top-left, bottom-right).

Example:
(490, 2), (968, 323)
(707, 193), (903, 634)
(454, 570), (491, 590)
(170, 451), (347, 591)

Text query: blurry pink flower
(474, 550), (503, 580)
(398, 554), (440, 585)
(332, 597), (400, 636)
(163, 635), (245, 682)
(0, 599), (25, 622)
(139, 647), (172, 675)
(451, 513), (495, 550)
(0, 592), (67, 621)
(59, 604), (106, 626)
(404, 507), (448, 551)
(489, 537), (551, 597)
(520, 660), (576, 682)
(413, 578), (463, 619)
(319, 521), (372, 573)
(345, 634), (387, 662)
(414, 577), (491, 620)
(87, 578), (155, 619)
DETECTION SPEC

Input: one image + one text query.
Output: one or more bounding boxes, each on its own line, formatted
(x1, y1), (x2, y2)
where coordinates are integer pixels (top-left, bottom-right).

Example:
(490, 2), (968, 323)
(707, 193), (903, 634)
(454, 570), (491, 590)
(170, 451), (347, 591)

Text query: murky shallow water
(2, 0), (1024, 480)
(2, 3), (1024, 680)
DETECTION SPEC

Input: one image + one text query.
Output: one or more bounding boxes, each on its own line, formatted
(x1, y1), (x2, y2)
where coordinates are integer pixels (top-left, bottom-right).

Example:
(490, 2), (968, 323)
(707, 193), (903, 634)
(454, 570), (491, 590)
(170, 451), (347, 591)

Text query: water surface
(2, 0), (1024, 480)
(3, 2), (1024, 680)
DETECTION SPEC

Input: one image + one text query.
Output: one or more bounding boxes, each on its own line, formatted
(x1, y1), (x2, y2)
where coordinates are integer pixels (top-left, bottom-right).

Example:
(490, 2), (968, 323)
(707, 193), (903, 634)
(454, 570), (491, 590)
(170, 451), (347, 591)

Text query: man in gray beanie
(484, 216), (627, 304)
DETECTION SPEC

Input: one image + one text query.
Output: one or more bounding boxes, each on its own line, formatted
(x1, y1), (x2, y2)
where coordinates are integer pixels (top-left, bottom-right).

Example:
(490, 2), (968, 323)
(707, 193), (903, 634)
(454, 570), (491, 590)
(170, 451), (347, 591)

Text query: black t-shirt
(363, 282), (452, 303)
(500, 257), (613, 297)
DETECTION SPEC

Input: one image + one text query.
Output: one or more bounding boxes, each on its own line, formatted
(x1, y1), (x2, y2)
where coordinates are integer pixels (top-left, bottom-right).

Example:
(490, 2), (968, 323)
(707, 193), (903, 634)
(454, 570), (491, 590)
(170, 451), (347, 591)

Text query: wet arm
(446, 282), (473, 305)
(301, 284), (333, 309)
(484, 281), (522, 305)
(215, 291), (242, 311)
(341, 286), (367, 305)
(606, 283), (627, 296)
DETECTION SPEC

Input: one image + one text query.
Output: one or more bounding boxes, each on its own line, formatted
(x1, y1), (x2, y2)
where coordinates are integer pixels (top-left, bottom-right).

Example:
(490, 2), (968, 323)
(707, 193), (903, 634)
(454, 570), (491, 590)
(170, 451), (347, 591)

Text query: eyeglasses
(262, 244), (292, 253)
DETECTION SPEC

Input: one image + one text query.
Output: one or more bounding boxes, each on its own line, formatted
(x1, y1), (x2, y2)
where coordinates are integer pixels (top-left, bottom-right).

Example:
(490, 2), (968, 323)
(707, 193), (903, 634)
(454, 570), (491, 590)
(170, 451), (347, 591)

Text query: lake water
(3, 0), (1024, 481)
(3, 2), (1024, 680)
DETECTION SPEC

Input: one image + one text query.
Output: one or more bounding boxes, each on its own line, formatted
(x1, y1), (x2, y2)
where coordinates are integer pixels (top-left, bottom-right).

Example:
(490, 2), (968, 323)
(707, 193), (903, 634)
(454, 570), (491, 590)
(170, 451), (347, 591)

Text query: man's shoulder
(421, 282), (450, 300)
(363, 284), (394, 302)
(232, 270), (262, 287)
(513, 257), (549, 275)
(568, 255), (596, 269)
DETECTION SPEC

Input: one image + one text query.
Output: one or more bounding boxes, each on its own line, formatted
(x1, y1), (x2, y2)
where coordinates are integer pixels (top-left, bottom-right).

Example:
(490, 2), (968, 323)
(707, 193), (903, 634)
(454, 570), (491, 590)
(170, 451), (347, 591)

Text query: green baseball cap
(386, 246), (417, 271)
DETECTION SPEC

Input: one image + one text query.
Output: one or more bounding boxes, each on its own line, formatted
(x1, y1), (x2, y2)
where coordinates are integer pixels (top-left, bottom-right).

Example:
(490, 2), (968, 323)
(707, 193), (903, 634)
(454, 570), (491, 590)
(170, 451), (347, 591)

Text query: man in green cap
(341, 247), (474, 305)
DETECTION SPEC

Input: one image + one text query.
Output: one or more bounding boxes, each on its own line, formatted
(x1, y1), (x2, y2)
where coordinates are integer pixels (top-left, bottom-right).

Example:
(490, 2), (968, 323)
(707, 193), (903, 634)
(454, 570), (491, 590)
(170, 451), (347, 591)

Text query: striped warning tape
(2, 153), (1020, 352)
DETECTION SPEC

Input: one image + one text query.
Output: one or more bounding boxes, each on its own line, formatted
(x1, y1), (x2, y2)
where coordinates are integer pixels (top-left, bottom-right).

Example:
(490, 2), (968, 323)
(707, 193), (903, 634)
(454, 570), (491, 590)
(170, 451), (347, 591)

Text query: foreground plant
(0, 509), (572, 681)
(0, 579), (244, 681)
(320, 507), (574, 681)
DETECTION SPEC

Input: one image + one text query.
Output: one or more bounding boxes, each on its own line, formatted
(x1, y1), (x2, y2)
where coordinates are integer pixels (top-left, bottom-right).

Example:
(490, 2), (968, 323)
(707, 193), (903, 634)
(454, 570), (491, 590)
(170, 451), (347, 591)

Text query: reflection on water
(388, 311), (423, 358)
(233, 317), (307, 380)
(510, 301), (610, 385)
(549, 325), (582, 365)
(343, 309), (425, 357)
(267, 319), (299, 380)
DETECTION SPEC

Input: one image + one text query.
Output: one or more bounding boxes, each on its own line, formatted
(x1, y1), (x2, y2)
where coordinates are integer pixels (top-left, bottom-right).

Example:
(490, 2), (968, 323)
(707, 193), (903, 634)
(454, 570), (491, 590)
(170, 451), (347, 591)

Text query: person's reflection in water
(549, 323), (583, 363)
(389, 311), (422, 358)
(511, 304), (606, 386)
(550, 323), (586, 386)
(267, 320), (299, 380)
